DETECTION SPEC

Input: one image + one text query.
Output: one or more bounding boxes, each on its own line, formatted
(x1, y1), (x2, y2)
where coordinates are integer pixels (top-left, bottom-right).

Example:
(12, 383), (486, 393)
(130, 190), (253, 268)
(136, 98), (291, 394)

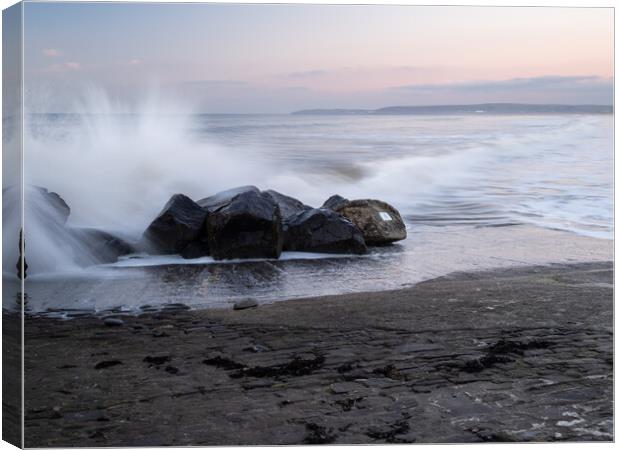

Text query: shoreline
(13, 224), (614, 314)
(23, 261), (613, 445)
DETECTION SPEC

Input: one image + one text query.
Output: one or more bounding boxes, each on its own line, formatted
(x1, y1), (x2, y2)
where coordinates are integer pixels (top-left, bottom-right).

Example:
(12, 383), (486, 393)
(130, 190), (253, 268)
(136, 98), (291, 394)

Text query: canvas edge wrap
(2, 2), (25, 448)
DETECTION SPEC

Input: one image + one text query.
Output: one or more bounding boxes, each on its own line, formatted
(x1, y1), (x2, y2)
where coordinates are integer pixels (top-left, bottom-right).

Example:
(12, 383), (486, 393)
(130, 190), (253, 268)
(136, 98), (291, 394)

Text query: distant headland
(291, 103), (613, 115)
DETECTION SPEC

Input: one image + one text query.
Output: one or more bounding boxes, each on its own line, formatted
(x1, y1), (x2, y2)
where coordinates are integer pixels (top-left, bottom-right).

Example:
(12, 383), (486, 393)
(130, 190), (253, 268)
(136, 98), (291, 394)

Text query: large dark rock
(283, 208), (367, 254)
(143, 194), (208, 254)
(322, 194), (349, 211)
(70, 228), (135, 264)
(37, 187), (70, 224)
(28, 186), (71, 225)
(333, 199), (407, 245)
(207, 190), (283, 260)
(264, 190), (311, 219)
(198, 186), (260, 213)
(180, 239), (210, 259)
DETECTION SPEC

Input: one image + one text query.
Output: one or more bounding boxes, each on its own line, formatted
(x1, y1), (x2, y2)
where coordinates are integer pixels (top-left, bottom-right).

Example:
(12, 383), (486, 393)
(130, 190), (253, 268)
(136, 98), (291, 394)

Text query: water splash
(16, 87), (612, 277)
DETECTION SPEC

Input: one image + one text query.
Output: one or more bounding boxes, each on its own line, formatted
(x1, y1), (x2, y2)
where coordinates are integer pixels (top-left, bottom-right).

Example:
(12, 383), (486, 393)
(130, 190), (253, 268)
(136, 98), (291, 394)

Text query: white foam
(108, 251), (366, 268)
(18, 86), (613, 276)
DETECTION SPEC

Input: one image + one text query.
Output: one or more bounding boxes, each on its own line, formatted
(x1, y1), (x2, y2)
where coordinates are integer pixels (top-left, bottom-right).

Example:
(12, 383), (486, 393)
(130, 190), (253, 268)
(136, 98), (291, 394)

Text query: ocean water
(189, 113), (613, 238)
(24, 112), (613, 239)
(4, 109), (614, 312)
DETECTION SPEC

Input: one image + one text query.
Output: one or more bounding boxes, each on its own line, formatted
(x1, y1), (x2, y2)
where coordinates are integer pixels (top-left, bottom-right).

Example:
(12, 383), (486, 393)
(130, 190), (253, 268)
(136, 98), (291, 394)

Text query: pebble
(233, 298), (258, 310)
(103, 317), (124, 327)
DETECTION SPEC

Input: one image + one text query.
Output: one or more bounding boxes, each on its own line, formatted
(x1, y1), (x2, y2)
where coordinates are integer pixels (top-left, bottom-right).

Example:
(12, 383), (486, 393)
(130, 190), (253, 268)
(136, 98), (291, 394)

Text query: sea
(4, 110), (614, 314)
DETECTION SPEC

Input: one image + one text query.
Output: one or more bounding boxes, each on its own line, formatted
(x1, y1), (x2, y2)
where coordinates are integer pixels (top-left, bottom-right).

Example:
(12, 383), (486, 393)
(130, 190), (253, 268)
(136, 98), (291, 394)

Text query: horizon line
(22, 102), (615, 116)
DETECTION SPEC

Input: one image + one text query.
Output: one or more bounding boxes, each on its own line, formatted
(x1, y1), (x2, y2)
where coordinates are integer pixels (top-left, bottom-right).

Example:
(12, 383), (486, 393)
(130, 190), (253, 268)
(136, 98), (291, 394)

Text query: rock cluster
(142, 186), (407, 260)
(28, 184), (408, 264)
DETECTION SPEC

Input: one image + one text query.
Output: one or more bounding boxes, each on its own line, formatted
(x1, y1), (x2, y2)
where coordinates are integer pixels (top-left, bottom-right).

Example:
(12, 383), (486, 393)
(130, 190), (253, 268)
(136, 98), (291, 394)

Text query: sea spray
(15, 87), (612, 276)
(24, 86), (268, 234)
(19, 87), (491, 274)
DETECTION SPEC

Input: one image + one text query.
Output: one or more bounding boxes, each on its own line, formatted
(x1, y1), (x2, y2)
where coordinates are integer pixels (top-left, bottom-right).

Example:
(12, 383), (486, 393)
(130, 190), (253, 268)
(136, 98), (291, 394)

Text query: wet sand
(21, 224), (613, 313)
(23, 261), (613, 446)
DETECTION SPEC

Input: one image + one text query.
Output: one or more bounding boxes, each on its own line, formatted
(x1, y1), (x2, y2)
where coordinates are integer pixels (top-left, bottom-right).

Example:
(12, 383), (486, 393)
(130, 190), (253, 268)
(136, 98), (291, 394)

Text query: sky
(23, 2), (614, 113)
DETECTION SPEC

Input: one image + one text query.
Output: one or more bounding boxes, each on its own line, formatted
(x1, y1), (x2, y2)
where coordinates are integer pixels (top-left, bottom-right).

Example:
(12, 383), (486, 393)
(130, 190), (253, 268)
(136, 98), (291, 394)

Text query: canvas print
(2, 1), (614, 447)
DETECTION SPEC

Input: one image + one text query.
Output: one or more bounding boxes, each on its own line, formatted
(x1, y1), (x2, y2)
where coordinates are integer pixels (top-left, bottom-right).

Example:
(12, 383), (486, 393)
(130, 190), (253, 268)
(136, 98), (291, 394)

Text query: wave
(10, 86), (612, 276)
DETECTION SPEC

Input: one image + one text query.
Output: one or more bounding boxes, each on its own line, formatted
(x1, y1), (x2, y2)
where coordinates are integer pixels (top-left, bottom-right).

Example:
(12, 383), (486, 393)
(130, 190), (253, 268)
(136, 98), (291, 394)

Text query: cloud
(394, 75), (611, 94)
(128, 59), (143, 66)
(282, 66), (433, 80)
(42, 48), (63, 57)
(271, 66), (455, 93)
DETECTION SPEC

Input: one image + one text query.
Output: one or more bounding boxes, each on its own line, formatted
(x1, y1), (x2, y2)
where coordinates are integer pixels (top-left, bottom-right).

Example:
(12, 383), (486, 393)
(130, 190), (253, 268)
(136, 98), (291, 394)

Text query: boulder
(207, 190), (283, 260)
(197, 185), (260, 212)
(322, 194), (349, 211)
(27, 185), (71, 225)
(180, 239), (210, 259)
(264, 190), (311, 219)
(333, 199), (407, 245)
(283, 208), (367, 254)
(70, 228), (135, 263)
(143, 194), (208, 254)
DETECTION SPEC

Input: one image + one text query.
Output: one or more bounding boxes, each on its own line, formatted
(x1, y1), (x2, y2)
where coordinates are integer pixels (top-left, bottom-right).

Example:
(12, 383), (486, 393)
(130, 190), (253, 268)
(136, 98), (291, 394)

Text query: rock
(180, 240), (210, 259)
(70, 228), (135, 263)
(322, 194), (349, 211)
(283, 208), (367, 254)
(103, 317), (124, 327)
(207, 190), (283, 260)
(5, 186), (70, 278)
(143, 194), (208, 254)
(94, 360), (122, 370)
(263, 190), (311, 219)
(31, 186), (71, 225)
(233, 298), (258, 310)
(334, 199), (406, 245)
(197, 186), (260, 212)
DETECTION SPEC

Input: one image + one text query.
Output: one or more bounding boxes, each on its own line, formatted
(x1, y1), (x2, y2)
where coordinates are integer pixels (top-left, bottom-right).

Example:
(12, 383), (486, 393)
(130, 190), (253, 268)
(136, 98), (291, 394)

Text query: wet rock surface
(137, 187), (410, 260)
(322, 194), (349, 211)
(263, 189), (311, 220)
(197, 185), (260, 212)
(283, 208), (367, 254)
(335, 199), (407, 245)
(142, 194), (208, 254)
(179, 239), (210, 259)
(24, 262), (612, 446)
(207, 190), (283, 260)
(70, 228), (135, 263)
(32, 186), (71, 225)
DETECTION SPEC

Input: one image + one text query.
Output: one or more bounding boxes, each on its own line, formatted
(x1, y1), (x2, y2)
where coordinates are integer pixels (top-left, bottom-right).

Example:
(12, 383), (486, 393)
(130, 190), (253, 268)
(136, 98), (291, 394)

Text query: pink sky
(25, 4), (614, 112)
